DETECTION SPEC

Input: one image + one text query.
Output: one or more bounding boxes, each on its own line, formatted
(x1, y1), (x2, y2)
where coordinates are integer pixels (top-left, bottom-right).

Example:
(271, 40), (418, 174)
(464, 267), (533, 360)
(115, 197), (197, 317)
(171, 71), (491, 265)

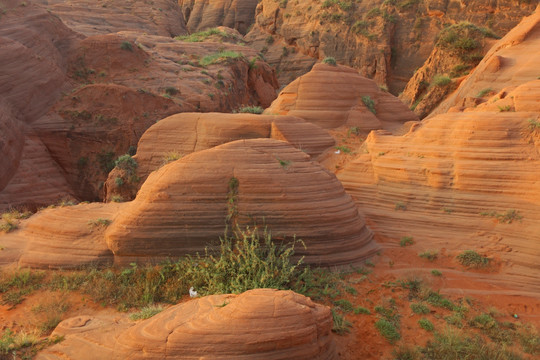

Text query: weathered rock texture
(33, 0), (188, 37)
(37, 289), (337, 360)
(265, 64), (418, 131)
(105, 138), (377, 267)
(179, 0), (259, 35)
(400, 22), (499, 118)
(245, 0), (536, 90)
(430, 6), (540, 117)
(104, 112), (335, 202)
(0, 0), (279, 209)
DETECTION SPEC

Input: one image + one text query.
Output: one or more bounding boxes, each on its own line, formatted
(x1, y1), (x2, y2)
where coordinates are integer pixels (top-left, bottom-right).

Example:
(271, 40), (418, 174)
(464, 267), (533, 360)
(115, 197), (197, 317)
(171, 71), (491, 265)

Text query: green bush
(362, 95), (376, 114)
(175, 28), (231, 42)
(419, 318), (434, 331)
(375, 319), (400, 343)
(432, 75), (452, 87)
(322, 57), (337, 66)
(419, 251), (438, 261)
(457, 250), (490, 268)
(199, 51), (243, 66)
(115, 154), (138, 175)
(236, 105), (264, 114)
(120, 41), (133, 51)
(400, 236), (414, 247)
(410, 302), (430, 314)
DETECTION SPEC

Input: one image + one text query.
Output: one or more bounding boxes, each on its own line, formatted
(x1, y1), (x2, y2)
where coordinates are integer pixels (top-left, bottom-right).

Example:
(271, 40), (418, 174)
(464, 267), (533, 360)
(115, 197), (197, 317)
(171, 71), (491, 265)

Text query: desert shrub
(332, 308), (352, 334)
(120, 41), (133, 51)
(334, 299), (353, 312)
(457, 250), (490, 268)
(199, 51), (243, 66)
(362, 95), (376, 114)
(322, 57), (337, 66)
(480, 209), (522, 223)
(410, 302), (430, 314)
(400, 236), (414, 247)
(376, 319), (400, 343)
(354, 306), (370, 315)
(419, 318), (434, 331)
(175, 28), (230, 42)
(236, 105), (264, 114)
(476, 88), (493, 97)
(432, 75), (452, 87)
(129, 305), (164, 320)
(419, 251), (438, 261)
(115, 154), (138, 175)
(431, 269), (442, 277)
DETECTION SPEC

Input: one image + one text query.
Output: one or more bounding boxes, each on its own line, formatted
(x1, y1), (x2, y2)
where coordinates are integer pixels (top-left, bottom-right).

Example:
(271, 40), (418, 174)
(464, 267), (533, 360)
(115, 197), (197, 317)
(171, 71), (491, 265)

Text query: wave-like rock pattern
(17, 202), (121, 268)
(265, 64), (418, 131)
(37, 289), (337, 360)
(106, 138), (377, 267)
(338, 111), (540, 292)
(104, 112), (335, 201)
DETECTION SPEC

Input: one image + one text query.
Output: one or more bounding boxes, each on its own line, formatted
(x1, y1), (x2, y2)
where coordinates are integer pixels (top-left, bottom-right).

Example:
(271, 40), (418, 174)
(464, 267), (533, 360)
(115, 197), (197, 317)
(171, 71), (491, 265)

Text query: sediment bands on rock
(265, 64), (418, 131)
(338, 111), (540, 292)
(106, 138), (377, 267)
(104, 112), (335, 201)
(37, 289), (337, 360)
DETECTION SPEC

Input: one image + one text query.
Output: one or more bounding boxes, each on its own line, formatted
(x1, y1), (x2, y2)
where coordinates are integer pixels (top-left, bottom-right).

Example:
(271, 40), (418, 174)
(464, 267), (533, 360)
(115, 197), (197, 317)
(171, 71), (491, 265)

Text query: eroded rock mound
(104, 112), (335, 202)
(179, 0), (259, 35)
(106, 138), (377, 267)
(338, 111), (540, 292)
(265, 64), (418, 131)
(37, 289), (337, 360)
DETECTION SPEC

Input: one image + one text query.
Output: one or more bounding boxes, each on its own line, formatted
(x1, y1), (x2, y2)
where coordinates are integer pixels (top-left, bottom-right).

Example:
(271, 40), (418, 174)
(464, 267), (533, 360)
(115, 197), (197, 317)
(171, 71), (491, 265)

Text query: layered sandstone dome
(38, 289), (337, 360)
(106, 138), (377, 267)
(264, 64), (418, 131)
(104, 112), (335, 201)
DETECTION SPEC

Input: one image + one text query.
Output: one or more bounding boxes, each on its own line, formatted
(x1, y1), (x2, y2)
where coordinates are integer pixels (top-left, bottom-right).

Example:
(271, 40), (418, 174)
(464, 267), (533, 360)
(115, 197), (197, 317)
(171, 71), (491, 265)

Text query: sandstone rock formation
(37, 289), (337, 360)
(103, 112), (335, 202)
(400, 21), (499, 118)
(179, 0), (259, 35)
(245, 0), (536, 89)
(430, 6), (540, 117)
(0, 0), (279, 209)
(264, 63), (418, 132)
(33, 0), (188, 37)
(4, 139), (377, 269)
(104, 138), (377, 267)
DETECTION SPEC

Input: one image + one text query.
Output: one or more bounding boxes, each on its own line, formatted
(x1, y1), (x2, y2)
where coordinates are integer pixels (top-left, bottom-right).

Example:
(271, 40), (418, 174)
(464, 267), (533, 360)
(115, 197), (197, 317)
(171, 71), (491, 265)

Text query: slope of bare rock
(103, 112), (335, 202)
(0, 103), (24, 192)
(0, 0), (79, 124)
(431, 6), (540, 117)
(179, 0), (259, 35)
(33, 84), (182, 201)
(106, 138), (377, 267)
(0, 131), (76, 211)
(15, 202), (123, 268)
(338, 111), (540, 292)
(245, 0), (535, 90)
(37, 289), (337, 360)
(32, 0), (187, 37)
(264, 63), (418, 131)
(400, 21), (499, 118)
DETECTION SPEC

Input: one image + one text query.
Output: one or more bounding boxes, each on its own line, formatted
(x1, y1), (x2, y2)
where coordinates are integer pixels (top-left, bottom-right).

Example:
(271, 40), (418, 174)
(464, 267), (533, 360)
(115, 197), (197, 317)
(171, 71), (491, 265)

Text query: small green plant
(322, 57), (337, 66)
(331, 308), (352, 334)
(175, 28), (233, 43)
(476, 88), (493, 97)
(114, 177), (124, 187)
(334, 299), (354, 312)
(432, 75), (452, 87)
(431, 269), (442, 277)
(361, 95), (376, 114)
(354, 306), (370, 315)
(162, 151), (182, 165)
(395, 202), (407, 211)
(236, 105), (264, 114)
(375, 319), (400, 343)
(129, 305), (164, 320)
(498, 105), (512, 112)
(277, 158), (291, 169)
(199, 51), (243, 66)
(410, 302), (430, 314)
(419, 251), (438, 261)
(418, 318), (434, 331)
(456, 250), (490, 268)
(165, 87), (178, 96)
(480, 209), (522, 223)
(528, 118), (540, 130)
(120, 41), (133, 51)
(111, 195), (124, 203)
(87, 218), (112, 228)
(335, 145), (352, 154)
(400, 236), (414, 247)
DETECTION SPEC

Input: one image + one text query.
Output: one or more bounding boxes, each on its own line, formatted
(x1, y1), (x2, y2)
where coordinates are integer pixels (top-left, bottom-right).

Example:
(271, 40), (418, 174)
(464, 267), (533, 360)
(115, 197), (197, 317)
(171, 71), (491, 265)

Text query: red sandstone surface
(0, 1), (539, 359)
